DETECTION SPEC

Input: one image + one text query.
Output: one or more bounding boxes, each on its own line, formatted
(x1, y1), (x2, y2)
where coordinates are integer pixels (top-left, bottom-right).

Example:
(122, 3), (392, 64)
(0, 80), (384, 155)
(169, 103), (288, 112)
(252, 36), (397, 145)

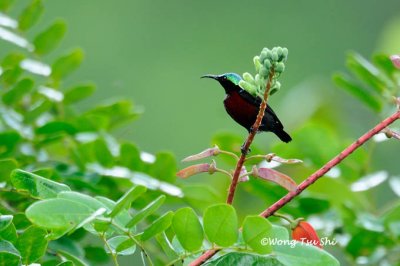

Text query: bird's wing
(236, 85), (284, 129)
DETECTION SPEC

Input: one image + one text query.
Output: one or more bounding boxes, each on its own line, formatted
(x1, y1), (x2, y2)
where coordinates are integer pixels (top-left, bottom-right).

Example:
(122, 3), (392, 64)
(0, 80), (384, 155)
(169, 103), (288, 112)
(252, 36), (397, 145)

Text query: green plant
(1, 1), (400, 266)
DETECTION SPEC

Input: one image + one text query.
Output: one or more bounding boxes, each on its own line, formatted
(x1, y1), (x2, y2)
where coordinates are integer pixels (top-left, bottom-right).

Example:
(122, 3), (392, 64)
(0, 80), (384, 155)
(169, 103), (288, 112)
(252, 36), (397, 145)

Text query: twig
(190, 110), (400, 266)
(259, 110), (400, 218)
(226, 69), (275, 204)
(100, 233), (120, 266)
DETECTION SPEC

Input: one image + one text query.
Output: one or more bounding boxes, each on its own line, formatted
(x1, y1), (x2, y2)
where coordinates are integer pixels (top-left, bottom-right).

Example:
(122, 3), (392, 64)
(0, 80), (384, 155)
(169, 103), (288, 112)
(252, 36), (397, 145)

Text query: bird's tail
(275, 129), (292, 143)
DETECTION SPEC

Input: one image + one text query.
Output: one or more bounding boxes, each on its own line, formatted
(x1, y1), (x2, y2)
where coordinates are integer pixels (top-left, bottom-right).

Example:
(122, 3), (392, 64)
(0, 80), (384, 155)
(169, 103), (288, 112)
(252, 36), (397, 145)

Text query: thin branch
(226, 69), (275, 204)
(259, 110), (400, 218)
(111, 221), (154, 266)
(100, 233), (120, 266)
(219, 150), (240, 160)
(214, 167), (233, 179)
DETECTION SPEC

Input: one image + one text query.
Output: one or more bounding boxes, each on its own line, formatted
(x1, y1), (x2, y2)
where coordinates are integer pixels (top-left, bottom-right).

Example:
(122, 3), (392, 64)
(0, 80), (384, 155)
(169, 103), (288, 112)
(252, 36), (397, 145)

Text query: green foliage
(242, 216), (273, 254)
(334, 52), (399, 112)
(0, 2), (399, 265)
(33, 19), (67, 55)
(203, 204), (238, 247)
(172, 207), (204, 252)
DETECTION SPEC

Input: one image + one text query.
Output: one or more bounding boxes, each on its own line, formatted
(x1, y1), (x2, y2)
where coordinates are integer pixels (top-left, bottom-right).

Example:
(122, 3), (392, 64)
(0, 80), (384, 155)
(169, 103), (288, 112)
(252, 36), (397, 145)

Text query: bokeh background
(6, 0), (397, 160)
(2, 1), (400, 265)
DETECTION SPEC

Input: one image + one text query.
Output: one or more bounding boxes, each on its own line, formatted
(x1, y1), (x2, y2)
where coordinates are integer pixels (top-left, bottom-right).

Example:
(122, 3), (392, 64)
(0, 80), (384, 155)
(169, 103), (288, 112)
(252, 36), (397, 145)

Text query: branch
(226, 69), (275, 204)
(190, 110), (400, 266)
(259, 110), (400, 218)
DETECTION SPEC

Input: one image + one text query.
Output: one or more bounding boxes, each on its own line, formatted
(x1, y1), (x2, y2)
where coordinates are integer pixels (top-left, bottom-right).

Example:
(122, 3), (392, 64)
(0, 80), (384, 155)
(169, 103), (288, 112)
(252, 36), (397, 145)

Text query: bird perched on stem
(202, 73), (292, 143)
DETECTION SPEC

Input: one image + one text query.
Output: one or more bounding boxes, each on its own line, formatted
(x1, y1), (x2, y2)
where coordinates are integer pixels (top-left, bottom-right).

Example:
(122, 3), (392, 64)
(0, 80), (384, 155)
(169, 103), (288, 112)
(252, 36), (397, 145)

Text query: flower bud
(243, 72), (254, 83)
(282, 47), (289, 59)
(390, 55), (400, 69)
(253, 56), (262, 72)
(292, 221), (322, 248)
(239, 80), (256, 95)
(271, 51), (279, 62)
(176, 163), (211, 179)
(275, 62), (285, 73)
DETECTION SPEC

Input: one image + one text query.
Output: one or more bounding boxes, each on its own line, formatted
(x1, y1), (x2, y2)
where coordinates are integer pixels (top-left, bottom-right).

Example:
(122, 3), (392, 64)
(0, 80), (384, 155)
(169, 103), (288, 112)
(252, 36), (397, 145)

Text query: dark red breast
(223, 90), (259, 132)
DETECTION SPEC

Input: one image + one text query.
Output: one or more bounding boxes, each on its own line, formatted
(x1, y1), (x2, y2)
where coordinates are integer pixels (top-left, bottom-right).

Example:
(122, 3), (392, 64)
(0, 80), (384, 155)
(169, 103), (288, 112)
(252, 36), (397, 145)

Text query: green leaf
(115, 237), (136, 254)
(172, 207), (204, 252)
(242, 216), (273, 254)
(203, 204), (238, 247)
(24, 99), (53, 123)
(95, 197), (131, 230)
(33, 19), (67, 55)
(57, 250), (88, 266)
(150, 152), (177, 183)
(126, 195), (165, 228)
(57, 261), (74, 266)
(93, 138), (114, 167)
(0, 215), (13, 233)
(0, 222), (17, 244)
(2, 78), (34, 105)
(83, 246), (109, 264)
(51, 48), (84, 83)
(18, 0), (44, 31)
(274, 242), (340, 266)
(109, 185), (147, 218)
(270, 225), (290, 243)
(64, 84), (96, 105)
(0, 240), (21, 266)
(140, 211), (174, 241)
(119, 142), (142, 170)
(36, 121), (77, 135)
(204, 252), (282, 266)
(25, 198), (93, 232)
(155, 233), (178, 261)
(0, 0), (14, 11)
(373, 54), (397, 77)
(86, 100), (140, 130)
(298, 197), (330, 214)
(333, 74), (383, 112)
(57, 191), (106, 211)
(0, 159), (17, 182)
(182, 185), (223, 211)
(16, 226), (48, 264)
(346, 52), (386, 93)
(106, 236), (136, 256)
(0, 131), (21, 156)
(10, 169), (71, 199)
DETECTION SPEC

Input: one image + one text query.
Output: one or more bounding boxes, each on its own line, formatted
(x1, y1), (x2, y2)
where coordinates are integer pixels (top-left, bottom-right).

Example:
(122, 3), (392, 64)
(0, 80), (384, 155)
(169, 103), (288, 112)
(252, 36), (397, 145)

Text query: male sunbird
(202, 73), (292, 143)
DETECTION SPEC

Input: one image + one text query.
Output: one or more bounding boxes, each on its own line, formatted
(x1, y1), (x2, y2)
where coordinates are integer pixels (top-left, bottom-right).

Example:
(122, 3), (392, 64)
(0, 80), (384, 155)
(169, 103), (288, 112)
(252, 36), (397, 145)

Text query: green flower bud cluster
(239, 47), (288, 98)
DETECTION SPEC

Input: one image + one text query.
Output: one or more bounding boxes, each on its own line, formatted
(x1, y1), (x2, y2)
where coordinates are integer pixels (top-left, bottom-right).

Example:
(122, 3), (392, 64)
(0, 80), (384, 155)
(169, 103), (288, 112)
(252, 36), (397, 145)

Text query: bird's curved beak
(201, 74), (219, 80)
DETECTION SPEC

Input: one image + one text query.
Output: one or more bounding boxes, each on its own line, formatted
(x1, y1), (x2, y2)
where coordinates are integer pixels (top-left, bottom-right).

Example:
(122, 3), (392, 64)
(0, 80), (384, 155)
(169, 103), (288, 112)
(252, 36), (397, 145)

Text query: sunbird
(202, 73), (292, 143)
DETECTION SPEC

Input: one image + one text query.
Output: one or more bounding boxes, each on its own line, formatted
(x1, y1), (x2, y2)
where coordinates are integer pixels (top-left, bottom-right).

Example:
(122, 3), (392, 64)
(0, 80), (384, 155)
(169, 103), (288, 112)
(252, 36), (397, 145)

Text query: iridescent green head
(201, 73), (243, 93)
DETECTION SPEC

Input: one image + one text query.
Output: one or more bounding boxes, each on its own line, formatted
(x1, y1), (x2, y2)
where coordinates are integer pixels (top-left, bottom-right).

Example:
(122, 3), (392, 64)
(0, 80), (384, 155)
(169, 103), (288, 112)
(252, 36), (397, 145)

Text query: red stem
(226, 69), (275, 204)
(260, 110), (400, 218)
(190, 110), (400, 265)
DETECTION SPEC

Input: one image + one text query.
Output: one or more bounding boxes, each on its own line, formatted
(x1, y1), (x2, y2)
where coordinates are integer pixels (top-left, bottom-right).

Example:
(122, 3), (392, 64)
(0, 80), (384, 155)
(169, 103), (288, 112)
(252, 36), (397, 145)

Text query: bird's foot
(241, 143), (251, 155)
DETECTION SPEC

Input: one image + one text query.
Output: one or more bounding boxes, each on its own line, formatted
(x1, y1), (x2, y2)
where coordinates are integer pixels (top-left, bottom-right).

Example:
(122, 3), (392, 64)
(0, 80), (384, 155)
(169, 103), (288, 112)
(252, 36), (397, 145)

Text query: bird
(201, 73), (292, 143)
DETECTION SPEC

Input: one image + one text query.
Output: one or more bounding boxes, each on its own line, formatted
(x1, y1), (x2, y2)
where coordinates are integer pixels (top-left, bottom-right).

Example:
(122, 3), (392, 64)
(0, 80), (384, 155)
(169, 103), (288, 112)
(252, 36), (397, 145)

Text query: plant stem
(219, 150), (240, 160)
(226, 69), (275, 204)
(111, 221), (154, 266)
(100, 233), (120, 266)
(259, 110), (400, 218)
(190, 110), (400, 266)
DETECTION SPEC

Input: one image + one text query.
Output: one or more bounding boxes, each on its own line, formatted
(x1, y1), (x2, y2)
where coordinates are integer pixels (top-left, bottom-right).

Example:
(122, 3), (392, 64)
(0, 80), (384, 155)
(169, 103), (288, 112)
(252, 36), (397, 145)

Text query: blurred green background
(4, 0), (397, 160)
(2, 1), (400, 265)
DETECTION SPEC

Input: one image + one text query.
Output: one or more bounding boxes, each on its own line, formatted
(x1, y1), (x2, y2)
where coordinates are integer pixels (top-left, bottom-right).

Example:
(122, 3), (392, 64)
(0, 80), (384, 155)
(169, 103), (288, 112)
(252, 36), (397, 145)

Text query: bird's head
(201, 73), (242, 93)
